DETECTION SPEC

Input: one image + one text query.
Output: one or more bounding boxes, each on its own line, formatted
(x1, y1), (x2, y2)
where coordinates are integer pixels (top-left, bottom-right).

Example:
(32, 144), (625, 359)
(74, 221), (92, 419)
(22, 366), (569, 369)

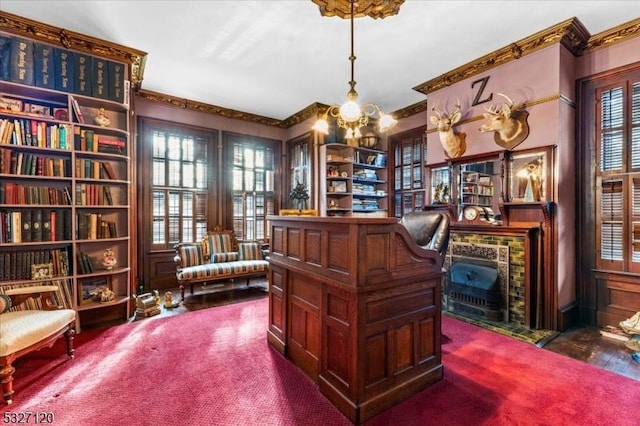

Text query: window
(595, 76), (640, 272)
(390, 129), (426, 217)
(287, 135), (312, 209)
(229, 137), (276, 241)
(150, 129), (211, 250)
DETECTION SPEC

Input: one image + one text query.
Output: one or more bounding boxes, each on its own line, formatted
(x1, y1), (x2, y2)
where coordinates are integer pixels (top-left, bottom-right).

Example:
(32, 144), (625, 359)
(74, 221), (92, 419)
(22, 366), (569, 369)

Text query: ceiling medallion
(311, 0), (404, 19)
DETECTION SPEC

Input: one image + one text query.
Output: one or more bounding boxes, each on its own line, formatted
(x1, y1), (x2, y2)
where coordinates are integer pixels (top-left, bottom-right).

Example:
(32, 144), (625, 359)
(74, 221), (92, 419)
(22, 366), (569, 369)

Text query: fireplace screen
(445, 242), (510, 323)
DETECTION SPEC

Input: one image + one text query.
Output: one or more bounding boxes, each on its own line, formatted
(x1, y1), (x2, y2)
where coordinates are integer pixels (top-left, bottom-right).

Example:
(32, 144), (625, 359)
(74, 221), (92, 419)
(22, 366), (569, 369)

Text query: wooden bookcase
(321, 142), (388, 217)
(0, 16), (146, 330)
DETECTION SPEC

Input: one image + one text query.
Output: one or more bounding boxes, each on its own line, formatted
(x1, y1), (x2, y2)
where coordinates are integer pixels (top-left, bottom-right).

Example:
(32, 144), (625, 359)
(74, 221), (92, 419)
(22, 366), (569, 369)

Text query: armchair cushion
(210, 252), (239, 263)
(238, 242), (262, 261)
(0, 309), (76, 357)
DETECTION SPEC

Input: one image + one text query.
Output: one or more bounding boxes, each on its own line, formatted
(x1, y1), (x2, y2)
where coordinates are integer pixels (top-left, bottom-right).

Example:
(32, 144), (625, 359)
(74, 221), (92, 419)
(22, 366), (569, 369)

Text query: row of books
(75, 184), (116, 206)
(1, 278), (74, 311)
(0, 246), (70, 281)
(0, 35), (127, 103)
(76, 251), (95, 274)
(74, 128), (126, 155)
(1, 148), (72, 177)
(0, 117), (72, 149)
(0, 209), (72, 243)
(75, 159), (118, 180)
(76, 213), (118, 240)
(0, 182), (71, 206)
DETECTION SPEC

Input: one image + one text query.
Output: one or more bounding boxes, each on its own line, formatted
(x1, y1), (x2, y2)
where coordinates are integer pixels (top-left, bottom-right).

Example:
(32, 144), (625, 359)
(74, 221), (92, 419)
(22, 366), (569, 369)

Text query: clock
(460, 206), (487, 224)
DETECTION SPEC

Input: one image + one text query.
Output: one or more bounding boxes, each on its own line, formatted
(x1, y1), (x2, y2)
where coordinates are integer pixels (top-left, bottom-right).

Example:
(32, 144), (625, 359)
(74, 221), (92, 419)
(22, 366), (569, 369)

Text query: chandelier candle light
(312, 0), (397, 141)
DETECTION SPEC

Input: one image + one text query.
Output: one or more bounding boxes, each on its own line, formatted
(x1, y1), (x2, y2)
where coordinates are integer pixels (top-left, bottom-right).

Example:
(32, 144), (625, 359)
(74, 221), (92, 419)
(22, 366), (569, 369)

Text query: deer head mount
(430, 101), (467, 159)
(479, 93), (530, 150)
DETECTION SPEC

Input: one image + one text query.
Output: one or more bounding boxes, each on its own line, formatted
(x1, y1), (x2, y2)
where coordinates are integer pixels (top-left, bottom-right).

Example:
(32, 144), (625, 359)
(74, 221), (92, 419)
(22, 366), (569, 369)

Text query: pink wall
(576, 36), (640, 79)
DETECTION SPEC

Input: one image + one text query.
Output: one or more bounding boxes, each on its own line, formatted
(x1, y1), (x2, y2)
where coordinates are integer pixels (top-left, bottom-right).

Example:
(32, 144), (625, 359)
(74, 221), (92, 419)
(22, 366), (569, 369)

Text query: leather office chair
(399, 210), (451, 258)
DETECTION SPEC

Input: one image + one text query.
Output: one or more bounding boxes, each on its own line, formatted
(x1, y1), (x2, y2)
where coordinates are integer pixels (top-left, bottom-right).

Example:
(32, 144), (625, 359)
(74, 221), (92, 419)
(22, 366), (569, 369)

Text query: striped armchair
(174, 230), (268, 296)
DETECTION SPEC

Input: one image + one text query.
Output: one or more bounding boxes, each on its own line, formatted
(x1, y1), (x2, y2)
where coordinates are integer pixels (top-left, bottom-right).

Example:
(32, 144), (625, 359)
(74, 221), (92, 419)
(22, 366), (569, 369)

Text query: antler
(497, 93), (514, 105)
(430, 102), (443, 118)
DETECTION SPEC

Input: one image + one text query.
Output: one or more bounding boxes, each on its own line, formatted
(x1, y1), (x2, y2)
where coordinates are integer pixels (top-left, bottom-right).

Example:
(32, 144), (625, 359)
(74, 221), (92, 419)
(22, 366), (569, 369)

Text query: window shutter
(600, 179), (624, 261)
(600, 86), (624, 171)
(632, 82), (640, 169)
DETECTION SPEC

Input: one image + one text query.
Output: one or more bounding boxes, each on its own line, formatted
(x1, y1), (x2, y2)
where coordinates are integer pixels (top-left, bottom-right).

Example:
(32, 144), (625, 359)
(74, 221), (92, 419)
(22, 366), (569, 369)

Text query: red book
(50, 210), (56, 241)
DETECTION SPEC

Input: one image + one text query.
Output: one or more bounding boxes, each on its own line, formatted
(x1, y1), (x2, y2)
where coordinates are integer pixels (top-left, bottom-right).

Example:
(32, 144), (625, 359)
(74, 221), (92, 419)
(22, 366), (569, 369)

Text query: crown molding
(413, 18), (591, 95)
(136, 89), (285, 128)
(583, 17), (640, 53)
(392, 99), (429, 119)
(0, 10), (147, 88)
(311, 0), (404, 19)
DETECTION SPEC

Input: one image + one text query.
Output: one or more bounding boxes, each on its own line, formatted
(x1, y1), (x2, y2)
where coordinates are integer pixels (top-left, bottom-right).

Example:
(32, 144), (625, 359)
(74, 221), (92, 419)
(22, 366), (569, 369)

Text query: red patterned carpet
(2, 298), (639, 425)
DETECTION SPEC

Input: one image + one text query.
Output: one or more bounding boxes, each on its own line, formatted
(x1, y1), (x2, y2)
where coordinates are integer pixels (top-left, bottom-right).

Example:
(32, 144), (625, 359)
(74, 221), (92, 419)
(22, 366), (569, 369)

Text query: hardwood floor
(136, 278), (640, 382)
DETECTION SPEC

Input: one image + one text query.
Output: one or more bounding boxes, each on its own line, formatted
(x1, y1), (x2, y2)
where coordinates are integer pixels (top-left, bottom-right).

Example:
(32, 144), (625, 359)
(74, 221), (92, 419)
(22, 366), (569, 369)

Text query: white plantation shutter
(600, 86), (624, 171)
(632, 82), (640, 169)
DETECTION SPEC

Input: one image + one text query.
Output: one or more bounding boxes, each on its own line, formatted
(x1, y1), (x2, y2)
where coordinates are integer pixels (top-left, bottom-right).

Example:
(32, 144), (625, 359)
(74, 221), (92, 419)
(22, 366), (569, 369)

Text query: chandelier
(312, 0), (397, 141)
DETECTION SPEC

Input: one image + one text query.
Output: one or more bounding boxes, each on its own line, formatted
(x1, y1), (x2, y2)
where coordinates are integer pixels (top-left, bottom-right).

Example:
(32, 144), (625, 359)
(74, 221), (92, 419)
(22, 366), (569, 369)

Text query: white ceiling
(1, 1), (637, 120)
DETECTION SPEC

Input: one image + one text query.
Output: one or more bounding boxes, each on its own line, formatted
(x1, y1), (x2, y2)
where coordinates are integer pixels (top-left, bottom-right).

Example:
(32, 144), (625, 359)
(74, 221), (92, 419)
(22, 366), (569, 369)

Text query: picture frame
(31, 262), (54, 280)
(79, 276), (111, 305)
(331, 180), (347, 193)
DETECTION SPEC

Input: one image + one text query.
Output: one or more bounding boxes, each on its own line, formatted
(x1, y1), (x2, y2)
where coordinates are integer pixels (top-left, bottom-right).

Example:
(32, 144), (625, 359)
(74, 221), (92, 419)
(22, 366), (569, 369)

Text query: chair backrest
(399, 210), (450, 257)
(202, 230), (239, 262)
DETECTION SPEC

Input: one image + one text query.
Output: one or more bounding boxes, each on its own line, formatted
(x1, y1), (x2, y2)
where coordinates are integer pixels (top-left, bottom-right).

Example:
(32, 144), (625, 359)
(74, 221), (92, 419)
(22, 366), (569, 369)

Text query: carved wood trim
(413, 17), (640, 95)
(0, 10), (147, 87)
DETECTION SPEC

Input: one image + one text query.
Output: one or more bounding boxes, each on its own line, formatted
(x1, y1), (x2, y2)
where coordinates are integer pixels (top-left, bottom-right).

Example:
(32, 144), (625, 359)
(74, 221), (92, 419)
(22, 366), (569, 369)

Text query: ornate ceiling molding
(413, 18), (590, 95)
(583, 17), (640, 53)
(311, 0), (404, 19)
(392, 99), (429, 119)
(136, 89), (285, 128)
(0, 10), (147, 88)
(282, 102), (329, 128)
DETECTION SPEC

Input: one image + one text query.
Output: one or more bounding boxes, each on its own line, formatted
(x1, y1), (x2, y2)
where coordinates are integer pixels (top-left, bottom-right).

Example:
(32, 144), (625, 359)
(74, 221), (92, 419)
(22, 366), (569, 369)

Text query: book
(31, 209), (43, 242)
(74, 53), (93, 96)
(599, 325), (630, 342)
(54, 48), (75, 92)
(102, 161), (117, 180)
(42, 210), (52, 241)
(108, 60), (125, 103)
(70, 96), (85, 124)
(92, 57), (109, 99)
(21, 209), (32, 243)
(0, 35), (10, 81)
(34, 42), (56, 89)
(10, 37), (34, 85)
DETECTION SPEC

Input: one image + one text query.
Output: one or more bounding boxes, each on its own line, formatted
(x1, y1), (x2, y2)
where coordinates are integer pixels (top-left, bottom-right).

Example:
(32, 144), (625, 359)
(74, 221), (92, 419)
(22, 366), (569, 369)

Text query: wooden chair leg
(0, 355), (16, 405)
(65, 328), (76, 359)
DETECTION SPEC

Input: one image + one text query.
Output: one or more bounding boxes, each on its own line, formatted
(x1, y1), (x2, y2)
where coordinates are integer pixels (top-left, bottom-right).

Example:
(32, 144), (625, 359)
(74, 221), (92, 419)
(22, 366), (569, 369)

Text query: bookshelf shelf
(0, 32), (133, 330)
(321, 140), (389, 217)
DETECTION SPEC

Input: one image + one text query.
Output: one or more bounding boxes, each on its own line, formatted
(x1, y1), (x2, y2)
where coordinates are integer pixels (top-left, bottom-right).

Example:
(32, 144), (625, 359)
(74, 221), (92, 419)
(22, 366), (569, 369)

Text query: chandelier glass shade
(312, 0), (397, 140)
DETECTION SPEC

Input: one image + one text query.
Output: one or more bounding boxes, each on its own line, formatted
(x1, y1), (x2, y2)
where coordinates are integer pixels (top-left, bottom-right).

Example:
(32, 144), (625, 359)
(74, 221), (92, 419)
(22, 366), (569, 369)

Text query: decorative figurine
(94, 107), (111, 127)
(96, 286), (115, 303)
(102, 248), (117, 270)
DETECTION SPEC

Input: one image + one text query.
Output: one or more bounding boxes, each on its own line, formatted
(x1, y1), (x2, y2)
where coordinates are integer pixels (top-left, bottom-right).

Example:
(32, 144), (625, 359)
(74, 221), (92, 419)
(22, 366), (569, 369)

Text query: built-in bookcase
(0, 30), (135, 330)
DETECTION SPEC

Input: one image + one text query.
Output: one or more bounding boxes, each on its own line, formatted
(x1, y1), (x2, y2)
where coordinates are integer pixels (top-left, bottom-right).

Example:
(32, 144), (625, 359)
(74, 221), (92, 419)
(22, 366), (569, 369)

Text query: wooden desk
(267, 216), (444, 423)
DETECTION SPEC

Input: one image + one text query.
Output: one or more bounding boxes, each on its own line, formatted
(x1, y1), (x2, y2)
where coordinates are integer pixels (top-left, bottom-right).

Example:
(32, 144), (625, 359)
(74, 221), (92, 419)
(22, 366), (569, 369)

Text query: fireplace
(445, 242), (510, 323)
(449, 262), (502, 321)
